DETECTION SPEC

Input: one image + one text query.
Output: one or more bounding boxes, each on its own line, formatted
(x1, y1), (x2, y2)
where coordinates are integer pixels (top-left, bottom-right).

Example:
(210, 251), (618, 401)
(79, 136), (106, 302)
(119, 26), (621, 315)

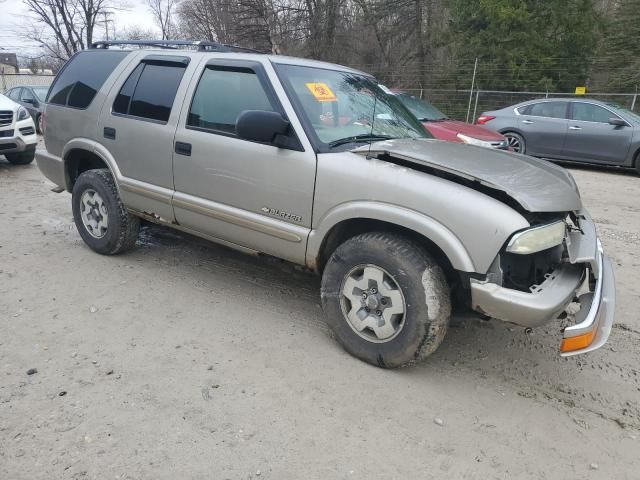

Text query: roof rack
(90, 40), (264, 54)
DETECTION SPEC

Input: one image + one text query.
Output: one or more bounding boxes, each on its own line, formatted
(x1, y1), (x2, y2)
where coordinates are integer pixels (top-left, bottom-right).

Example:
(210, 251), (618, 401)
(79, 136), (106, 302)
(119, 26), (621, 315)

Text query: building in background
(0, 52), (19, 74)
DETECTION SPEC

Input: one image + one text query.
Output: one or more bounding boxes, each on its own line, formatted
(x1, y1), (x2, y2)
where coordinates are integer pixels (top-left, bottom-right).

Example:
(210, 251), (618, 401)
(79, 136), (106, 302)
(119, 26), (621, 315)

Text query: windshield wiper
(328, 134), (394, 149)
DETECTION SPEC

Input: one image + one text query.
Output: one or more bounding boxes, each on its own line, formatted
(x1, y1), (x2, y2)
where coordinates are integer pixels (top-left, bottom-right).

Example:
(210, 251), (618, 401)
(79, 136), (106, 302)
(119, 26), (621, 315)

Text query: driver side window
(187, 67), (275, 135)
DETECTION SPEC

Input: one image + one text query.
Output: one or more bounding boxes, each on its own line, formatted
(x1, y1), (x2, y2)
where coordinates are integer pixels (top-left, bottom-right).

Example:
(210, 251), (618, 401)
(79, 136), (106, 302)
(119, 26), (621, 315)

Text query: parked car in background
(0, 93), (38, 164)
(5, 85), (49, 133)
(392, 91), (508, 149)
(478, 99), (640, 173)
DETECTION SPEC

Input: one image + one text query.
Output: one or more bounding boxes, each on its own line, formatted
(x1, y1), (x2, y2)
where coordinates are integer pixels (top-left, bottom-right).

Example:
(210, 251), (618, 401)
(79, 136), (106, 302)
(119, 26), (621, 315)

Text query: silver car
(36, 40), (615, 368)
(478, 99), (640, 173)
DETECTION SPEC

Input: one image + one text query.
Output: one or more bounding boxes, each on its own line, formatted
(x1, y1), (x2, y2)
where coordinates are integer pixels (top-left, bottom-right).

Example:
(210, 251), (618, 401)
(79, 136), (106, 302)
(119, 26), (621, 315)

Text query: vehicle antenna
(367, 88), (378, 159)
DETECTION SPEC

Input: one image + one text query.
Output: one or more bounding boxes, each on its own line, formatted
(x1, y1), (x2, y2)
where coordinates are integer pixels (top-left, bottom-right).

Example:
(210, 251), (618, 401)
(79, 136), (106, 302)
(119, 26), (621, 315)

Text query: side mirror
(23, 97), (35, 105)
(236, 110), (291, 146)
(609, 117), (627, 127)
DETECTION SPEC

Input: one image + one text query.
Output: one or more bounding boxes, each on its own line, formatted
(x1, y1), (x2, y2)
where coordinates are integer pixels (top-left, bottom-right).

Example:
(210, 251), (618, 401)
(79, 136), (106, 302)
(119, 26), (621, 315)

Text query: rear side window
(113, 61), (187, 123)
(528, 102), (568, 119)
(187, 67), (275, 134)
(47, 50), (128, 109)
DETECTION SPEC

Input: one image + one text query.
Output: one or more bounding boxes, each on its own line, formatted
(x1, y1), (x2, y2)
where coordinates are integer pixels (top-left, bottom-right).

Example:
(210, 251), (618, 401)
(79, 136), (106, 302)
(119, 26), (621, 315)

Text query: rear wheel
(504, 131), (526, 154)
(72, 169), (140, 255)
(5, 148), (35, 165)
(321, 232), (451, 368)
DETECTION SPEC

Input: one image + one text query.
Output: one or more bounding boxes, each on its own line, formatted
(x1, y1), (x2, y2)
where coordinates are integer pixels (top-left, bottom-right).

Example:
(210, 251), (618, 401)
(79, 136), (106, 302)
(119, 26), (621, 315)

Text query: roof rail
(90, 40), (264, 54)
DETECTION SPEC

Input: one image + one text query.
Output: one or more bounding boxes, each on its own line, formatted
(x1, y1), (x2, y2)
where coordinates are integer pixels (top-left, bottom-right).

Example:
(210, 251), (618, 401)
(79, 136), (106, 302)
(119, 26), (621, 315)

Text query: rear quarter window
(47, 50), (129, 109)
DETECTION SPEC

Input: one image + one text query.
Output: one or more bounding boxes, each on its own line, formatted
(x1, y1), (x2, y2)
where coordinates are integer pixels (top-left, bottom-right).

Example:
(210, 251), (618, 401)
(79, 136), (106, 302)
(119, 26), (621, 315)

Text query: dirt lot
(1, 155), (639, 480)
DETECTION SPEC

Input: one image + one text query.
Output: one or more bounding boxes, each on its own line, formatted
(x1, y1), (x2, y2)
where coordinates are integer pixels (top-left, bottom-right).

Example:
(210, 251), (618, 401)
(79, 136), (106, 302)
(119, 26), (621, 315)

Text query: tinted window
(113, 62), (186, 122)
(571, 103), (614, 123)
(528, 102), (568, 119)
(188, 67), (275, 133)
(47, 50), (128, 109)
(395, 93), (448, 121)
(21, 88), (35, 101)
(113, 63), (144, 115)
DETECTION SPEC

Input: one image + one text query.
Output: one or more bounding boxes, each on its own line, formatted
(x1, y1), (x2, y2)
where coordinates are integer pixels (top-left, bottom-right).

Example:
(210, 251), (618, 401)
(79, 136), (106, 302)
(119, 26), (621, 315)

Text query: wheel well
(317, 218), (455, 278)
(64, 149), (109, 192)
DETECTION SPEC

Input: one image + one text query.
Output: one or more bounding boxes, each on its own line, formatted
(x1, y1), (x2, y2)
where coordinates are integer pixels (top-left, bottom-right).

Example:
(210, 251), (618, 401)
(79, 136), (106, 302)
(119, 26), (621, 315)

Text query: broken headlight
(506, 221), (566, 254)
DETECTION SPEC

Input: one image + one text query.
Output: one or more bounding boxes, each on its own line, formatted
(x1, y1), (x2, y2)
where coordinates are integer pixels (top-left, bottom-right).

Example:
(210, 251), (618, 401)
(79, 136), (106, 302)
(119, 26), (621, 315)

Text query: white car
(0, 93), (38, 165)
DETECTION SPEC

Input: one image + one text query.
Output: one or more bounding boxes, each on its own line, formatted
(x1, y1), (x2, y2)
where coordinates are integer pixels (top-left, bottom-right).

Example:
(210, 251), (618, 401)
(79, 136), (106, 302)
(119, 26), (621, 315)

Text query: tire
(5, 148), (35, 165)
(321, 232), (451, 368)
(72, 169), (140, 255)
(504, 131), (526, 154)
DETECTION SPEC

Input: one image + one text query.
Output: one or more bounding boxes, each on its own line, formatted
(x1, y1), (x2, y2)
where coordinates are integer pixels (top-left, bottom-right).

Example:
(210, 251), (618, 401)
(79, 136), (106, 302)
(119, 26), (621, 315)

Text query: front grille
(19, 126), (35, 136)
(0, 110), (13, 127)
(0, 129), (13, 138)
(0, 143), (17, 151)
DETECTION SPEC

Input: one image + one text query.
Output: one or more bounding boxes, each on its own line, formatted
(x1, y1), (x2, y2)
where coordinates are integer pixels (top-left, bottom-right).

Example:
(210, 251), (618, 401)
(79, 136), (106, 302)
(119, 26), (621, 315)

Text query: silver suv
(36, 41), (615, 368)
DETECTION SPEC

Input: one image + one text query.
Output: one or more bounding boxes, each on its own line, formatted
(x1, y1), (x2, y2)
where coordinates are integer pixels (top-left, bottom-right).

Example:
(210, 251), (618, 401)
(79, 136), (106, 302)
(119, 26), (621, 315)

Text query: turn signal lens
(560, 331), (595, 353)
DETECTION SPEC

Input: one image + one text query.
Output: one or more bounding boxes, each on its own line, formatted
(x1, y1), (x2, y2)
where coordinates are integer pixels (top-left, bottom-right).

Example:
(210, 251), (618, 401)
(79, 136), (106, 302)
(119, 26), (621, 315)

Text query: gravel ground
(1, 155), (639, 479)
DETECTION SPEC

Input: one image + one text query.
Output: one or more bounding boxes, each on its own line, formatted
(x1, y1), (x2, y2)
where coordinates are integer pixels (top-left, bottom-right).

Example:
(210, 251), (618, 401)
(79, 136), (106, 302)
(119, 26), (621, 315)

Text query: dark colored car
(5, 85), (50, 133)
(478, 98), (640, 173)
(393, 91), (508, 149)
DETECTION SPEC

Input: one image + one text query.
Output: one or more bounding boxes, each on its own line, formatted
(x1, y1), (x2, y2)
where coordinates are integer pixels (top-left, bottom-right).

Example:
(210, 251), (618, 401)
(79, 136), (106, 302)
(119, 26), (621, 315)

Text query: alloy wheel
(340, 264), (406, 343)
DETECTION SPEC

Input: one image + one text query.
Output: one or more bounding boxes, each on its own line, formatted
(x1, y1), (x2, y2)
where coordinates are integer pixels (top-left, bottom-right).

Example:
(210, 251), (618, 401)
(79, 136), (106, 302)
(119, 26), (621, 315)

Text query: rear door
(518, 101), (568, 157)
(563, 102), (632, 164)
(98, 54), (197, 222)
(172, 58), (316, 264)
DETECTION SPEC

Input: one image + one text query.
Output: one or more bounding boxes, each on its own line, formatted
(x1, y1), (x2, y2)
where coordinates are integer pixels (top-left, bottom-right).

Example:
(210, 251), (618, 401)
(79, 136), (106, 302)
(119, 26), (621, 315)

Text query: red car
(393, 92), (508, 149)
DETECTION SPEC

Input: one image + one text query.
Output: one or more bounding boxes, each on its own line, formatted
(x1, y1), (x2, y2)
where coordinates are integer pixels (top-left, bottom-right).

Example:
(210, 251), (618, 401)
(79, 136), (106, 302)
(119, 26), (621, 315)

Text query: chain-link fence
(1, 73), (55, 92)
(401, 88), (638, 122)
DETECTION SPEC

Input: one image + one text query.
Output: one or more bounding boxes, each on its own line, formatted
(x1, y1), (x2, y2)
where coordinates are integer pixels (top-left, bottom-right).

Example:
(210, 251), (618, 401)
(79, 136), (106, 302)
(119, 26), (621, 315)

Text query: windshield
(33, 87), (49, 102)
(608, 103), (640, 123)
(394, 93), (448, 121)
(275, 64), (428, 148)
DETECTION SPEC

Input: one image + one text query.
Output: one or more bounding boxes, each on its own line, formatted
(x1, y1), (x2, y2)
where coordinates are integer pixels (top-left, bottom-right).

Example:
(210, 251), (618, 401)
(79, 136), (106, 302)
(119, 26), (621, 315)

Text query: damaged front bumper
(470, 211), (615, 355)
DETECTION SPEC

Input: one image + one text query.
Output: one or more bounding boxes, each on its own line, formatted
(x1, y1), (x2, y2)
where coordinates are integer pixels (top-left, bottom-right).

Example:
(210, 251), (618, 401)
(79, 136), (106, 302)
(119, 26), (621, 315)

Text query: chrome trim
(564, 240), (603, 337)
(561, 239), (616, 356)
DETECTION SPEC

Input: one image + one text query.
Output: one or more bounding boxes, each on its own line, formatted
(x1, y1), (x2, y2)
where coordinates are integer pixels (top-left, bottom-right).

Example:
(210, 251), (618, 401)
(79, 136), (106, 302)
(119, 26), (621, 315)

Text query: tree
(447, 0), (601, 91)
(146, 0), (179, 40)
(596, 0), (640, 90)
(23, 0), (118, 61)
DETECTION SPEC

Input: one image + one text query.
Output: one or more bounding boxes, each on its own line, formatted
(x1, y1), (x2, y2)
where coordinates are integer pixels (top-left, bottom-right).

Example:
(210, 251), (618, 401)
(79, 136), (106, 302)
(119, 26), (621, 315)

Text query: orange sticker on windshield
(305, 82), (337, 102)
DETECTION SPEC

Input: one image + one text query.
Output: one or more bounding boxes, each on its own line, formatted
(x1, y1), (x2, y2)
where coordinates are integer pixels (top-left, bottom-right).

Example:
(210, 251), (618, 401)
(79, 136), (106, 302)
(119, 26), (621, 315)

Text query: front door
(172, 59), (316, 264)
(563, 102), (632, 164)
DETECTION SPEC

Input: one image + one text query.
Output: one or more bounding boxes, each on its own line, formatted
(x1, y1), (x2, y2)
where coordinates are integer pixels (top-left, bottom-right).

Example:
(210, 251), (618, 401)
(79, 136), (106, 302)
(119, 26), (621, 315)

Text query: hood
(354, 139), (582, 213)
(423, 119), (505, 142)
(0, 94), (19, 111)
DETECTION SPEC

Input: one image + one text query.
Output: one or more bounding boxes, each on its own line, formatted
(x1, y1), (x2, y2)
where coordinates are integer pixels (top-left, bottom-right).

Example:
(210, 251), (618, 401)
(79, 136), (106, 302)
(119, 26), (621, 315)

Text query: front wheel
(321, 232), (451, 368)
(504, 132), (526, 154)
(72, 169), (140, 255)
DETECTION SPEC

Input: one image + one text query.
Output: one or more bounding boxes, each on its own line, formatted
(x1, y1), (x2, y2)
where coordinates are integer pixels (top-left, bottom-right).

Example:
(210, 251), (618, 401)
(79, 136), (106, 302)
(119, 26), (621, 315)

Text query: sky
(0, 0), (158, 59)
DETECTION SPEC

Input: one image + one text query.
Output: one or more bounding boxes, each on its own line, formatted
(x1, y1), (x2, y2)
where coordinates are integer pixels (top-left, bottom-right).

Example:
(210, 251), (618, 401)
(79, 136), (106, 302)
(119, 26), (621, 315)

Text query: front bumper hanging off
(470, 211), (615, 356)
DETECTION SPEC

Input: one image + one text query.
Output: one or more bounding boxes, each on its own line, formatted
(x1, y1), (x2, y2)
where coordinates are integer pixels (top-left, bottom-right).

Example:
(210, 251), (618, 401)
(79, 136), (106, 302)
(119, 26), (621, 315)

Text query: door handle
(104, 127), (116, 139)
(175, 141), (192, 156)
(569, 126), (582, 131)
(522, 120), (534, 124)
